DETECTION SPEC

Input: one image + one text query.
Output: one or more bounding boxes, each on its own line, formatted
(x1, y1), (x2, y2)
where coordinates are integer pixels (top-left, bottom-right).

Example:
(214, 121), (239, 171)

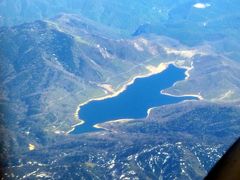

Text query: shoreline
(160, 91), (203, 100)
(161, 60), (204, 100)
(93, 118), (133, 132)
(67, 61), (203, 134)
(66, 62), (170, 134)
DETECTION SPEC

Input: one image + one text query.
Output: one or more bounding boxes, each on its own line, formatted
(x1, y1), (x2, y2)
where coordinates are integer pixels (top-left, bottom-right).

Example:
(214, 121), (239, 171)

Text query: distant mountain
(0, 0), (177, 31)
(132, 0), (240, 61)
(1, 0), (240, 60)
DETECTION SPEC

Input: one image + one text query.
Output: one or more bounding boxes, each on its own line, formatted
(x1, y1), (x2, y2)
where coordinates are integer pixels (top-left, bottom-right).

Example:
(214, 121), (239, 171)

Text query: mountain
(1, 0), (240, 67)
(131, 0), (240, 61)
(0, 14), (197, 153)
(1, 13), (239, 138)
(2, 101), (240, 179)
(165, 55), (240, 102)
(0, 0), (179, 31)
(1, 1), (240, 179)
(1, 0), (240, 61)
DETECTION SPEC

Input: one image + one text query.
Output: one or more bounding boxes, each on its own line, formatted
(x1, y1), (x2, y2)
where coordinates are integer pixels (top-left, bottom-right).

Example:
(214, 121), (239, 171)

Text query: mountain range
(0, 0), (240, 179)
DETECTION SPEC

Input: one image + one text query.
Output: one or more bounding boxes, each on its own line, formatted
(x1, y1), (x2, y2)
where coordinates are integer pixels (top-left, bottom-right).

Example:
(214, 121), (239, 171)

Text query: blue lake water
(72, 64), (198, 134)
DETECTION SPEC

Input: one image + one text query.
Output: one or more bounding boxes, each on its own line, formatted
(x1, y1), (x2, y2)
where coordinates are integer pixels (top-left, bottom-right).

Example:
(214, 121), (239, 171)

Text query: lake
(72, 64), (198, 134)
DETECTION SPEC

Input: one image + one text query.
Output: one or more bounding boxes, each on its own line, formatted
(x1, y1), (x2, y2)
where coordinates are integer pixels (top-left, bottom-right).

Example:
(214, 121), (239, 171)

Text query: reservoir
(72, 64), (198, 134)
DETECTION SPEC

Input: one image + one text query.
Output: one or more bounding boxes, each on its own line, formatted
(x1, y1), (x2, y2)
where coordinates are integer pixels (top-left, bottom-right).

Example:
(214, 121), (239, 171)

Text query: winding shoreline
(67, 61), (203, 134)
(66, 62), (169, 134)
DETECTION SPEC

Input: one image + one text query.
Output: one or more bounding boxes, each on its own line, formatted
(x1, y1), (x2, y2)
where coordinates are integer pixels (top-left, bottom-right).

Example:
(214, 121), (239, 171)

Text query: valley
(72, 64), (198, 134)
(1, 0), (240, 179)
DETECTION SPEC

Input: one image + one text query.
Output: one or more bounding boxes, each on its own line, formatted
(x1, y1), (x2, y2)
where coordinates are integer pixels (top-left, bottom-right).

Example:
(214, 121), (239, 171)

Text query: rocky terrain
(0, 0), (240, 179)
(2, 101), (240, 179)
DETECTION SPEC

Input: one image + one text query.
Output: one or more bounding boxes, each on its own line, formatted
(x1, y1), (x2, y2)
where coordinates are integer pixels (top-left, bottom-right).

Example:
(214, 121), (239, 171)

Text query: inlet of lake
(71, 64), (198, 134)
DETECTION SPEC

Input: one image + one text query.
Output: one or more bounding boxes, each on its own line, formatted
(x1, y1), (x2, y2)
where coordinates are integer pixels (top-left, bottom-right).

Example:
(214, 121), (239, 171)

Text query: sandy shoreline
(161, 60), (204, 100)
(66, 62), (170, 134)
(93, 118), (133, 132)
(67, 61), (203, 134)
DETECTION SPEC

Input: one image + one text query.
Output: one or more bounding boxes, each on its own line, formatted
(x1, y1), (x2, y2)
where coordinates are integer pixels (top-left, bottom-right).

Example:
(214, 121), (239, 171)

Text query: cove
(72, 64), (198, 134)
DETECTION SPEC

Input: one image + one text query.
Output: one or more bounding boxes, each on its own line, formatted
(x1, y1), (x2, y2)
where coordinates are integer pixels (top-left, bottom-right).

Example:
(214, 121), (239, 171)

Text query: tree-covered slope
(2, 101), (240, 179)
